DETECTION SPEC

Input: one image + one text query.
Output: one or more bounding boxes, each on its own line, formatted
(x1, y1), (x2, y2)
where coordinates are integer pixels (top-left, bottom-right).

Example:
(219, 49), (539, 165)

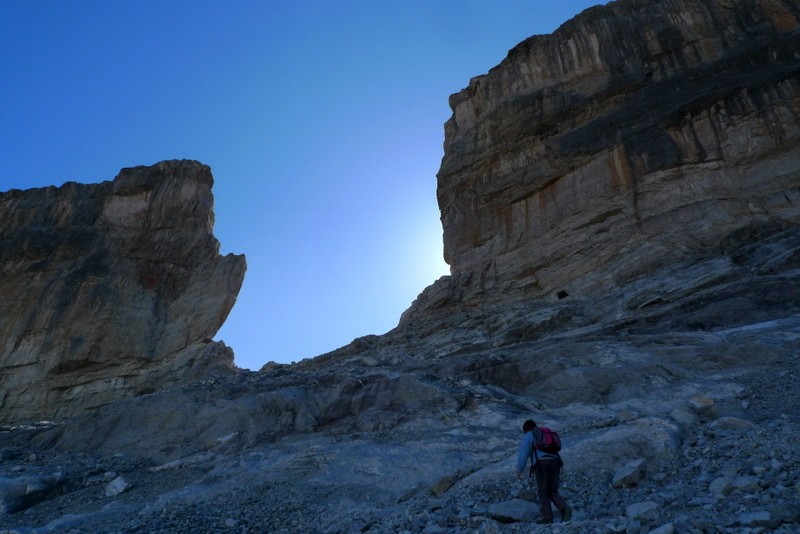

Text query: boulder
(400, 0), (800, 352)
(0, 473), (63, 514)
(625, 501), (659, 522)
(567, 417), (681, 473)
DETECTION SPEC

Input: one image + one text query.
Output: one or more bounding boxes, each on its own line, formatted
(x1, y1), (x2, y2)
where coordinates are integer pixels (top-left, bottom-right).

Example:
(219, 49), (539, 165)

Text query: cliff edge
(0, 160), (246, 423)
(407, 0), (800, 320)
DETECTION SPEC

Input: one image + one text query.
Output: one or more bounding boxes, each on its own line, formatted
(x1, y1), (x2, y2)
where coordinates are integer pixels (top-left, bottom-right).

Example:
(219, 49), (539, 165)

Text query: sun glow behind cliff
(0, 1), (602, 369)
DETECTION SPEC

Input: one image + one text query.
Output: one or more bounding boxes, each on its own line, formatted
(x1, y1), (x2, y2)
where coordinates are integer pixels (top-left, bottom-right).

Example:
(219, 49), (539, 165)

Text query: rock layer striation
(423, 0), (800, 311)
(0, 160), (245, 423)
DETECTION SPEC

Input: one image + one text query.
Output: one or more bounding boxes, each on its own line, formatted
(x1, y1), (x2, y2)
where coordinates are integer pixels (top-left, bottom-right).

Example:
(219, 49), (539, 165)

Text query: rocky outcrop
(0, 160), (246, 423)
(2, 1), (800, 532)
(421, 0), (800, 313)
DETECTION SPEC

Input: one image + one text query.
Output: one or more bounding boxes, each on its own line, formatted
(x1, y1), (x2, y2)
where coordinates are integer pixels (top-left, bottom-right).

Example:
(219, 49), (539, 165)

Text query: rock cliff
(416, 0), (800, 313)
(0, 160), (246, 423)
(2, 1), (800, 532)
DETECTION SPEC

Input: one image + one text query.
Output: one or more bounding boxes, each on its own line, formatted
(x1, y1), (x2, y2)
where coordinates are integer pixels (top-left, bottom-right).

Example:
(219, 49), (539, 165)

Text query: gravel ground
(2, 354), (797, 533)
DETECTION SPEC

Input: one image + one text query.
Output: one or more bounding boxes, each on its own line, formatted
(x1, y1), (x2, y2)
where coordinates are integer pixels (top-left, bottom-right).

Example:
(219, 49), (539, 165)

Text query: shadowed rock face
(0, 160), (246, 423)
(430, 0), (800, 307)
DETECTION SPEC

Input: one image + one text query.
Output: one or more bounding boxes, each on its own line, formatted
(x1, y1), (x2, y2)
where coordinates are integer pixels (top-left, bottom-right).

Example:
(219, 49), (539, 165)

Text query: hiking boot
(561, 506), (573, 522)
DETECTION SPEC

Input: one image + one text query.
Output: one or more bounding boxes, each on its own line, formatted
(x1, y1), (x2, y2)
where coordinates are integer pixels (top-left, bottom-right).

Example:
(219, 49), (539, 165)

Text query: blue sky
(1, 1), (602, 370)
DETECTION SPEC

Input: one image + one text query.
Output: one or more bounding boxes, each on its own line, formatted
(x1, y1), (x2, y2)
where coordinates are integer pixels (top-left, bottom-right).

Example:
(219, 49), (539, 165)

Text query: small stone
(720, 465), (739, 477)
(709, 476), (732, 495)
(224, 518), (238, 528)
(625, 501), (658, 522)
(735, 510), (781, 529)
(708, 417), (755, 432)
(430, 475), (457, 497)
(604, 522), (627, 533)
(648, 523), (675, 534)
(688, 396), (716, 420)
(752, 464), (767, 475)
(612, 459), (647, 488)
(669, 407), (697, 427)
(104, 476), (131, 497)
(487, 499), (539, 523)
(732, 475), (760, 492)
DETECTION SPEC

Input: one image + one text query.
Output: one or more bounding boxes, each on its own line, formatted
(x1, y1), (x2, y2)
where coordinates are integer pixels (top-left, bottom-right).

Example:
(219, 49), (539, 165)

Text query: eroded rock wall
(3, 4), (800, 531)
(434, 0), (800, 305)
(0, 160), (246, 423)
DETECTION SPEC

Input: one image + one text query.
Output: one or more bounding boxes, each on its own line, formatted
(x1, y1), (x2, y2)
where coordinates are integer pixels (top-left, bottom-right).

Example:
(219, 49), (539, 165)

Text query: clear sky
(1, 1), (602, 370)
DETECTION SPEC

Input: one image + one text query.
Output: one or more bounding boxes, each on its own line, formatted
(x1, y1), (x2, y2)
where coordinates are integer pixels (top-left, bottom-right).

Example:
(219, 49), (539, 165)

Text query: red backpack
(534, 427), (562, 454)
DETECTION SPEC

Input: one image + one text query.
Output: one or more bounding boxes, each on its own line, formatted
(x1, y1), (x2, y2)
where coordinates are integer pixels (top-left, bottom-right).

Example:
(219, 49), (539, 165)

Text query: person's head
(522, 419), (536, 433)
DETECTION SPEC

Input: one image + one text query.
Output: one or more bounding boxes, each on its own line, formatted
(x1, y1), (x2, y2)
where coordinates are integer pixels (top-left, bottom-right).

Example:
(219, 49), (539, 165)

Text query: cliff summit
(433, 0), (800, 305)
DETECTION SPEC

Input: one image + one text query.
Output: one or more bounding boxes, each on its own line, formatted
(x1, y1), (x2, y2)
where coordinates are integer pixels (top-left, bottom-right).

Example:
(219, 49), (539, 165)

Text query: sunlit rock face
(433, 0), (800, 304)
(0, 160), (246, 423)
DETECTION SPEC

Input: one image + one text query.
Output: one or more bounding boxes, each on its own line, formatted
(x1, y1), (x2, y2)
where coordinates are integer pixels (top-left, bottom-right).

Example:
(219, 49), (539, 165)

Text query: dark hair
(522, 419), (536, 433)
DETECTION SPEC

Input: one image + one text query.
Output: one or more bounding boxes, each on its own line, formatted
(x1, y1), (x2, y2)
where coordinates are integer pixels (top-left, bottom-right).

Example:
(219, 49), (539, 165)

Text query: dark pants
(534, 457), (568, 522)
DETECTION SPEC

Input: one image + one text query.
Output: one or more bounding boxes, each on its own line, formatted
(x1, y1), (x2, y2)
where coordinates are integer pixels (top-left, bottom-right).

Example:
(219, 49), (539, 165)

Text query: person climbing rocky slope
(2, 0), (800, 532)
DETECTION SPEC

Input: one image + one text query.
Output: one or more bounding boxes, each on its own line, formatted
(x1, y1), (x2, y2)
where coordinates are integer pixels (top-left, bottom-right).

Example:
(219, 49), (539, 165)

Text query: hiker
(515, 419), (572, 524)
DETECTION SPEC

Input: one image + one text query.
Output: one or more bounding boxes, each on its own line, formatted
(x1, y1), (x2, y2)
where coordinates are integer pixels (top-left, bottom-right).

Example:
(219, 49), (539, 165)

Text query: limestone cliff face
(5, 6), (800, 530)
(432, 0), (800, 306)
(0, 160), (246, 423)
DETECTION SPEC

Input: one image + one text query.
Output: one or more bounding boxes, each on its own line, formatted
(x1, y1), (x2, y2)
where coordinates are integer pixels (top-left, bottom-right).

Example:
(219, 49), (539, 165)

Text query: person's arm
(515, 432), (533, 478)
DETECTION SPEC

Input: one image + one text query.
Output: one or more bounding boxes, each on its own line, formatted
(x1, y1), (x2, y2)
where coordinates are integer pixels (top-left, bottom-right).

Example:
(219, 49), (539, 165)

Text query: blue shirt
(516, 429), (559, 476)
